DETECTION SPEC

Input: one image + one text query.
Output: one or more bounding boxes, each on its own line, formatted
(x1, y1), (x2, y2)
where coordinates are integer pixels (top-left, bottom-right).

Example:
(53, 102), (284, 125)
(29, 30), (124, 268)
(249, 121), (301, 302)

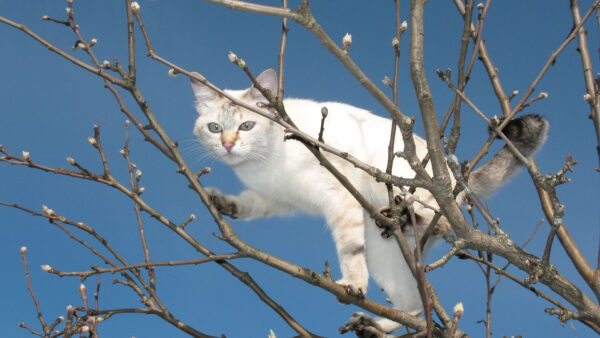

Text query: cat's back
(283, 98), (388, 128)
(283, 98), (399, 164)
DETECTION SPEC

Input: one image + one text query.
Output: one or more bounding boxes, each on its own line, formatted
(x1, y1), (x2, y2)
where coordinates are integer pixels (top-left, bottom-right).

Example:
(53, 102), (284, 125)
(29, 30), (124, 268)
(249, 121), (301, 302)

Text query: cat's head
(191, 69), (278, 166)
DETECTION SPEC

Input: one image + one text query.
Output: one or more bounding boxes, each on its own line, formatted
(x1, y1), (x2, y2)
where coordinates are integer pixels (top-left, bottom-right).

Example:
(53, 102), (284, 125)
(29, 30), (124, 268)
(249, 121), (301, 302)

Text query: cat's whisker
(244, 151), (267, 165)
(179, 139), (221, 165)
(249, 143), (278, 160)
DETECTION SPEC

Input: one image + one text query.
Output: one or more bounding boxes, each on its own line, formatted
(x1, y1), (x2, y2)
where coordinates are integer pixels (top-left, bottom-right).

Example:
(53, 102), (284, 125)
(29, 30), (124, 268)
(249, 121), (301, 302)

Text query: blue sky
(1, 1), (599, 337)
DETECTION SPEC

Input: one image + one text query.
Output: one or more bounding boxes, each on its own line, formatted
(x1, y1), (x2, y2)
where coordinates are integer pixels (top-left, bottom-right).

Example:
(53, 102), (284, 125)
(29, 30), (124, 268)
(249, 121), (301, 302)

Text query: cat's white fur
(191, 69), (549, 333)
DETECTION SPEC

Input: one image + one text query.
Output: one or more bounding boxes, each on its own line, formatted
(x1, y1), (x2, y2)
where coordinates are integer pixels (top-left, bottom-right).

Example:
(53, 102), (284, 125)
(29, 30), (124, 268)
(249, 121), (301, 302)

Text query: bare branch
(20, 247), (49, 336)
(277, 0), (288, 102)
(445, 0), (473, 155)
(125, 0), (136, 82)
(45, 254), (247, 279)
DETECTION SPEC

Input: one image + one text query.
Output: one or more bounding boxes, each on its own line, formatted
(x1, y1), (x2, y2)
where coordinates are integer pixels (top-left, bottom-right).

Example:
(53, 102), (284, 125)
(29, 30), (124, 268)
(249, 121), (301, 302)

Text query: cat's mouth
(217, 150), (246, 165)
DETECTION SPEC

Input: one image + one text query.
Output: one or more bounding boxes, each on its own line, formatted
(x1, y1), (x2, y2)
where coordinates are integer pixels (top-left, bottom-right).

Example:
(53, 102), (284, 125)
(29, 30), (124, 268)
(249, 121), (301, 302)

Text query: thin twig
(277, 0), (288, 102)
(20, 248), (49, 336)
(424, 240), (465, 272)
(45, 254), (247, 279)
(407, 200), (433, 338)
(18, 322), (43, 337)
(385, 0), (405, 204)
(446, 0), (473, 155)
(92, 125), (111, 177)
(122, 122), (156, 290)
(125, 0), (136, 82)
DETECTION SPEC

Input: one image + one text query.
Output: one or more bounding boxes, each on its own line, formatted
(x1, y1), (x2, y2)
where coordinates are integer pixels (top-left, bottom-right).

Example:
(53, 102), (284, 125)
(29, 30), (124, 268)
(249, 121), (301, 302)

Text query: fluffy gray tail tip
(495, 114), (550, 156)
(464, 114), (550, 201)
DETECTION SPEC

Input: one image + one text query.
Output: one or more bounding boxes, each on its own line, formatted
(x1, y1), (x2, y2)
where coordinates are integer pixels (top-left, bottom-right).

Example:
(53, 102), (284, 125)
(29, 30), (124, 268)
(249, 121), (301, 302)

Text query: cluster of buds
(21, 150), (31, 161)
(391, 22), (407, 51)
(42, 204), (56, 217)
(228, 51), (246, 68)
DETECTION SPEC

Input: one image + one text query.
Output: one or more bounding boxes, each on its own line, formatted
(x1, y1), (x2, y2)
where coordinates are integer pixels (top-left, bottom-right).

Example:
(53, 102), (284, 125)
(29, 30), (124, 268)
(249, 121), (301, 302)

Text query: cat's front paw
(336, 278), (368, 298)
(205, 187), (239, 218)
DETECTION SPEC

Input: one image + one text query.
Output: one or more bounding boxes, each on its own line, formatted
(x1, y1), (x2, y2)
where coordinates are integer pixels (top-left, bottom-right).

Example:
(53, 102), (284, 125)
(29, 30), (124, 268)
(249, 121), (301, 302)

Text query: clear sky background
(1, 1), (600, 337)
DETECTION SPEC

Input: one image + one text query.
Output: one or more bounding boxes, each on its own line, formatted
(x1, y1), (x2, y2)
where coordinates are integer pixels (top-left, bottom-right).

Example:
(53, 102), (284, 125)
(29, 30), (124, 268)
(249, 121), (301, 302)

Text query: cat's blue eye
(239, 121), (256, 131)
(207, 122), (222, 133)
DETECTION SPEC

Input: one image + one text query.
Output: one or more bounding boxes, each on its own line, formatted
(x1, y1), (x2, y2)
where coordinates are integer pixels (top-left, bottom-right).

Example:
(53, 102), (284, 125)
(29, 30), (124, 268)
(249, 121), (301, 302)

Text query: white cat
(190, 69), (549, 333)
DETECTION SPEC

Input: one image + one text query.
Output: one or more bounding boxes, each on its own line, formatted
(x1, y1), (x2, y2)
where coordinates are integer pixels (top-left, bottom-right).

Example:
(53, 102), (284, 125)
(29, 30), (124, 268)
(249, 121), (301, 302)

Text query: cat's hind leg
(346, 311), (409, 336)
(325, 198), (369, 296)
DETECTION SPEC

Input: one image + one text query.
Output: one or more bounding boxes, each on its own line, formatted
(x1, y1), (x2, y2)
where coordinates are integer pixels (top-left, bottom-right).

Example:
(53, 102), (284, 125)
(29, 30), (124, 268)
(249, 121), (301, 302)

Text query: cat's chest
(233, 157), (323, 214)
(235, 162), (296, 197)
(237, 166), (281, 192)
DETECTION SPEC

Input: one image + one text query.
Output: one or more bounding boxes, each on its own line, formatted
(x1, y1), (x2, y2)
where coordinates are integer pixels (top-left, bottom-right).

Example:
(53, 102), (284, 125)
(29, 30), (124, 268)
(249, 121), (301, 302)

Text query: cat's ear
(250, 68), (278, 101)
(190, 72), (216, 109)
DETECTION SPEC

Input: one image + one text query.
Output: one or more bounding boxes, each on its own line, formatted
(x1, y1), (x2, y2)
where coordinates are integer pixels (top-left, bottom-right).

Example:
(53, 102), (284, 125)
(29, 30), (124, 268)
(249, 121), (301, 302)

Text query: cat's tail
(466, 114), (550, 198)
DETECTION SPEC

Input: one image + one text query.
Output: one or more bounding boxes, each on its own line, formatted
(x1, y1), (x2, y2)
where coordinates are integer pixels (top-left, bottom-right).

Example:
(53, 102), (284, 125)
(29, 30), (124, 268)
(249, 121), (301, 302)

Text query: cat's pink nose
(223, 142), (234, 152)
